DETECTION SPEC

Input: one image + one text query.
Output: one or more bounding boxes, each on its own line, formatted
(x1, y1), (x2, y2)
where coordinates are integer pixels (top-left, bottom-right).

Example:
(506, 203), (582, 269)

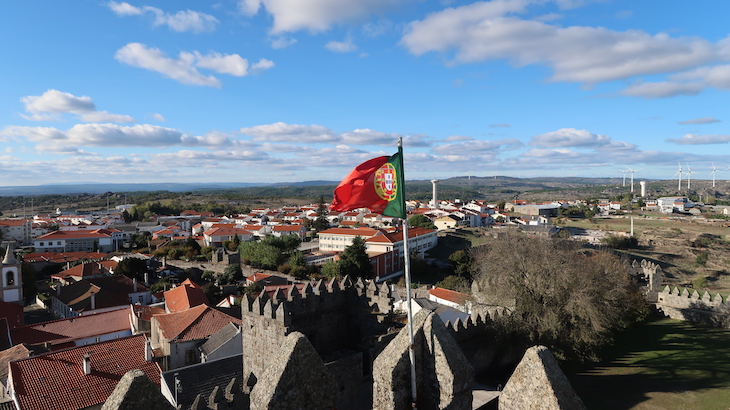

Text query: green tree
(219, 264), (243, 285)
(448, 250), (473, 278)
(289, 250), (306, 267)
(435, 275), (469, 293)
(239, 241), (285, 270)
(472, 231), (646, 362)
(338, 236), (372, 279)
(408, 214), (436, 230)
(116, 257), (148, 281)
(320, 260), (341, 280)
(313, 196), (330, 232)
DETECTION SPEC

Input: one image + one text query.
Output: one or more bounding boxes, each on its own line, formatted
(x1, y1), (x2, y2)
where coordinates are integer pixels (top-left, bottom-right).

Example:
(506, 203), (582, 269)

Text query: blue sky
(1, 0), (729, 187)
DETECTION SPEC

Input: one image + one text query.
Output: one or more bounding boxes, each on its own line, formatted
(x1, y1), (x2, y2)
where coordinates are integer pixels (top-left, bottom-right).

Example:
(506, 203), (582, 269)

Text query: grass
(564, 316), (730, 409)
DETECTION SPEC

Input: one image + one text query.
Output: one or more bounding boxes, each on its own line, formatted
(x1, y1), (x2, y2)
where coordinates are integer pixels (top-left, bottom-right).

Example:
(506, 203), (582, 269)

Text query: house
(0, 344), (49, 400)
(202, 226), (253, 247)
(199, 322), (242, 363)
(0, 220), (31, 244)
(50, 260), (118, 285)
(33, 228), (123, 253)
(6, 334), (161, 410)
(50, 275), (151, 318)
(164, 279), (209, 313)
(9, 307), (133, 350)
(434, 215), (461, 230)
(428, 286), (472, 312)
(271, 225), (307, 239)
(150, 304), (241, 370)
(245, 273), (288, 287)
(657, 196), (694, 213)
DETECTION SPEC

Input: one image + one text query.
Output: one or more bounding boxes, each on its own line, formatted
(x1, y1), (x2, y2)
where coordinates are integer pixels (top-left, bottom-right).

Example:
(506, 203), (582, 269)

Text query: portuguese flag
(330, 148), (406, 219)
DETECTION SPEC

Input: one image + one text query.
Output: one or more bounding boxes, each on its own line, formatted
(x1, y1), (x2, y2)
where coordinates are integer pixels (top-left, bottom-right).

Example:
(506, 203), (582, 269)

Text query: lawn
(564, 316), (730, 409)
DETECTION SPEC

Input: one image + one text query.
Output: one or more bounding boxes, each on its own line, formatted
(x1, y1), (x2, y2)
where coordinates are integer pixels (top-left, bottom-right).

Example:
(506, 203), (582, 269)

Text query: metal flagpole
(398, 137), (418, 408)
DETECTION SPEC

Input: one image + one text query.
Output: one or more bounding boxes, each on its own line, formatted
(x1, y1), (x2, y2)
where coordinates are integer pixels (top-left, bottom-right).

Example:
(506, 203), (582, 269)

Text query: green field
(565, 317), (730, 409)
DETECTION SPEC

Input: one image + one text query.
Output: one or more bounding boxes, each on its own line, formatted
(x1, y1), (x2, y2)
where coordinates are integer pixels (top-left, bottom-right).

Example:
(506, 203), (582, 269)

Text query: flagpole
(398, 137), (418, 408)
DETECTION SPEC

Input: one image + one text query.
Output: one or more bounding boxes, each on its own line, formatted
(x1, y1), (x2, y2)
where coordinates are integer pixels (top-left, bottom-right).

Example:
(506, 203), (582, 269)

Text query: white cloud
(443, 135), (474, 142)
(193, 52), (250, 76)
(326, 38), (357, 53)
(107, 1), (143, 16)
(2, 126), (67, 142)
(434, 138), (522, 155)
(340, 128), (401, 145)
(240, 122), (340, 142)
(21, 90), (136, 123)
(79, 111), (136, 123)
(108, 2), (219, 33)
(251, 59), (275, 73)
(667, 134), (730, 145)
(270, 36), (297, 49)
(621, 81), (705, 98)
(115, 43), (272, 87)
(678, 117), (721, 125)
(401, 1), (726, 85)
(531, 128), (611, 148)
(152, 113), (166, 122)
(244, 0), (404, 34)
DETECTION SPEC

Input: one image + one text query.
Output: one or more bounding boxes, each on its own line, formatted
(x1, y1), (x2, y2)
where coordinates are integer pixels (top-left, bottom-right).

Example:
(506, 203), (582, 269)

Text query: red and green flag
(330, 148), (406, 218)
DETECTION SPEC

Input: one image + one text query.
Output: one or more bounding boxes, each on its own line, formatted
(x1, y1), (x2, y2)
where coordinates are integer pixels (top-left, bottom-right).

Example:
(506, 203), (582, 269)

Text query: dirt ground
(563, 212), (730, 295)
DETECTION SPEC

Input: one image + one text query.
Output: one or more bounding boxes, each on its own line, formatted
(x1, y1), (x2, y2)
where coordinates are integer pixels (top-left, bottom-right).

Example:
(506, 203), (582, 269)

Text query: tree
(320, 260), (341, 279)
(116, 257), (148, 281)
(408, 214), (436, 230)
(289, 250), (306, 267)
(436, 275), (469, 293)
(313, 196), (330, 232)
(471, 231), (646, 362)
(338, 236), (372, 279)
(239, 241), (285, 270)
(448, 250), (473, 278)
(219, 264), (243, 285)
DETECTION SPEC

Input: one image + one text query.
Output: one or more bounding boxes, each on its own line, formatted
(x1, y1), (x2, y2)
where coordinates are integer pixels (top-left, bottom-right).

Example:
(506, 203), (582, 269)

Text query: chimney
(56, 284), (61, 296)
(144, 271), (149, 286)
(145, 339), (153, 362)
(90, 292), (96, 310)
(133, 278), (138, 292)
(82, 354), (91, 375)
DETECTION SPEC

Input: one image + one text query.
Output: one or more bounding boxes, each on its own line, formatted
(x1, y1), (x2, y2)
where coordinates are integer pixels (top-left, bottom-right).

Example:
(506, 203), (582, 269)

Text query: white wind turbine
(673, 163), (683, 191)
(620, 169), (628, 187)
(685, 164), (694, 190)
(627, 167), (641, 193)
(710, 163), (719, 188)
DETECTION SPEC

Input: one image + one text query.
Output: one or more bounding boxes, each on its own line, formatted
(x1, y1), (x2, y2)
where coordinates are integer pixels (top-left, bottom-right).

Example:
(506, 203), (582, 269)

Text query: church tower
(1, 241), (23, 304)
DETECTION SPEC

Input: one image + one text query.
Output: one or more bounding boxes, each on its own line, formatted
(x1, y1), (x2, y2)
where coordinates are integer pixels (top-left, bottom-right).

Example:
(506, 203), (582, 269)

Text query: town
(1, 177), (730, 409)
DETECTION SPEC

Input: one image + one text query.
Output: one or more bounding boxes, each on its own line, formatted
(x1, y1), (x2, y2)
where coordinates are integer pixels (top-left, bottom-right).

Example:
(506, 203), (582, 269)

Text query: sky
(1, 0), (730, 187)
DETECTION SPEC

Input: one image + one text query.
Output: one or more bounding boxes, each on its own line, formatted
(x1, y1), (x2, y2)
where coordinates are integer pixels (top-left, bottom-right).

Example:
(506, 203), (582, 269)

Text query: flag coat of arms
(330, 150), (406, 219)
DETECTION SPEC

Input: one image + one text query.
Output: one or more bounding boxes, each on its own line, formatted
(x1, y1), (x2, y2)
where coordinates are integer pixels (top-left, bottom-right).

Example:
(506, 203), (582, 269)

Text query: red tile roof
(51, 260), (117, 280)
(153, 304), (241, 342)
(272, 225), (304, 232)
(365, 227), (435, 244)
(429, 287), (472, 305)
(9, 334), (161, 410)
(0, 219), (28, 226)
(246, 273), (272, 282)
(23, 251), (108, 264)
(0, 300), (23, 329)
(164, 282), (209, 313)
(10, 307), (131, 349)
(318, 227), (380, 237)
(35, 229), (117, 240)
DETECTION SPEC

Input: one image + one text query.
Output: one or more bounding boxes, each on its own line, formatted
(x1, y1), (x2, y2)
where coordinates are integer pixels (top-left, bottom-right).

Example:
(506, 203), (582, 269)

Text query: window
(6, 271), (15, 286)
(185, 349), (196, 365)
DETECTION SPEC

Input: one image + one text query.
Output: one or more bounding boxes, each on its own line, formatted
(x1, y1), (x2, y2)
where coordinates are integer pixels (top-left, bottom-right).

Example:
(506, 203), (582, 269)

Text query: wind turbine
(627, 167), (641, 193)
(685, 164), (694, 190)
(673, 163), (683, 191)
(710, 163), (718, 188)
(620, 169), (628, 187)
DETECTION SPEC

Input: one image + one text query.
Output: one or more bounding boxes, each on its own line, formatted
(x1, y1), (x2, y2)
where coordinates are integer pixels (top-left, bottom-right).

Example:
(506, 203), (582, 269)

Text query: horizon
(2, 1), (730, 186)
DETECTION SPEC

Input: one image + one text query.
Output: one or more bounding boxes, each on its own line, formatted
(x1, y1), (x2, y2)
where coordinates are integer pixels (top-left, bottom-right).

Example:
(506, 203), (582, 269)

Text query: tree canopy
(408, 214), (436, 230)
(338, 236), (372, 279)
(471, 231), (646, 362)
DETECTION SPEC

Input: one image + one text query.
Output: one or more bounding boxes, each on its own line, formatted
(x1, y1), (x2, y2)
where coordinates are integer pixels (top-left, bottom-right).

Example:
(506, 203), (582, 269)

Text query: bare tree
(471, 231), (646, 361)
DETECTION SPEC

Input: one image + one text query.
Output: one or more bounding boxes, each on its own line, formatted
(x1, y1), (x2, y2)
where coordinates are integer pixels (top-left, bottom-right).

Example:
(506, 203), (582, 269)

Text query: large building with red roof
(33, 228), (123, 253)
(163, 279), (209, 313)
(6, 334), (161, 410)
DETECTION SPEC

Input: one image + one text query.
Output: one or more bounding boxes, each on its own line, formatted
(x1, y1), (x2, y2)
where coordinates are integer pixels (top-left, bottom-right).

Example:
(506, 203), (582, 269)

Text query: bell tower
(1, 241), (23, 304)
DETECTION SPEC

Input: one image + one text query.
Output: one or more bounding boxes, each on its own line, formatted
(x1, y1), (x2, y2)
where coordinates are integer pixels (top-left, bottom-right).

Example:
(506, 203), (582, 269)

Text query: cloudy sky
(1, 0), (729, 187)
